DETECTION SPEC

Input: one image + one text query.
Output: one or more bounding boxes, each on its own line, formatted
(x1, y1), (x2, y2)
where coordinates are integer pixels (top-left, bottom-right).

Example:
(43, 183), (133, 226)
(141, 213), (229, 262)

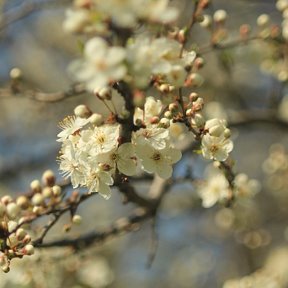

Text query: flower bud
(32, 193), (44, 206)
(6, 203), (20, 219)
(30, 180), (41, 193)
(164, 111), (172, 119)
(276, 0), (288, 11)
(72, 215), (82, 225)
(42, 187), (52, 198)
(224, 128), (231, 138)
(193, 97), (204, 111)
(8, 221), (17, 233)
(159, 118), (170, 128)
(10, 67), (22, 80)
(169, 103), (178, 112)
(7, 234), (18, 248)
(74, 104), (92, 118)
(97, 87), (112, 100)
(89, 113), (103, 126)
(159, 84), (170, 93)
(16, 196), (29, 210)
(52, 185), (62, 196)
(199, 14), (212, 28)
(188, 73), (204, 87)
(257, 14), (270, 27)
(150, 116), (160, 125)
(42, 170), (55, 187)
(16, 228), (27, 241)
(189, 92), (199, 102)
(213, 10), (227, 23)
(193, 113), (205, 127)
(22, 234), (31, 244)
(23, 244), (34, 255)
(1, 195), (13, 205)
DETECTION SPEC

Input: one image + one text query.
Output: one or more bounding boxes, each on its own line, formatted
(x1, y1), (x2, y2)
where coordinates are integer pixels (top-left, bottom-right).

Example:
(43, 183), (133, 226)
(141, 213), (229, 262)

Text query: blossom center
(152, 152), (161, 161)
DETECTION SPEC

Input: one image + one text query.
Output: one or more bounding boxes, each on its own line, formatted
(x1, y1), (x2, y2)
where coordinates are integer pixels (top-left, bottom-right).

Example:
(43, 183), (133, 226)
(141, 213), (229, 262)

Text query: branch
(0, 83), (87, 102)
(0, 0), (69, 32)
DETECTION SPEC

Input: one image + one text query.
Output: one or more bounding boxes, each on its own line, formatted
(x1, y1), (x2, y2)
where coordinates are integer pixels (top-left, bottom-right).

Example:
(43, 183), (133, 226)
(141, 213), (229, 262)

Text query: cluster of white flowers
(126, 37), (196, 88)
(201, 118), (233, 162)
(197, 167), (260, 208)
(58, 100), (182, 199)
(69, 37), (127, 91)
(69, 35), (197, 91)
(0, 196), (34, 273)
(63, 0), (178, 33)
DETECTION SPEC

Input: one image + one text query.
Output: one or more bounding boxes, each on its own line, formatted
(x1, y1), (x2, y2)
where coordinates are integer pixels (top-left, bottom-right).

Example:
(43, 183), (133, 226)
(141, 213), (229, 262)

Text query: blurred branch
(36, 176), (171, 249)
(0, 0), (69, 32)
(0, 83), (87, 102)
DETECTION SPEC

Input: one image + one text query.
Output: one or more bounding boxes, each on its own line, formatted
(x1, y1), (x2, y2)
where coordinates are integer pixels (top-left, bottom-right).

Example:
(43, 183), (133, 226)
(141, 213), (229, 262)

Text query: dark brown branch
(35, 207), (150, 249)
(0, 83), (87, 102)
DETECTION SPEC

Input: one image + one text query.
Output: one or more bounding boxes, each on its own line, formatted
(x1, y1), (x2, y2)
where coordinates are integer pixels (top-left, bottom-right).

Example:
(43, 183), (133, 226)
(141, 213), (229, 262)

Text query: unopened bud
(169, 103), (178, 112)
(194, 113), (205, 127)
(10, 68), (22, 80)
(213, 10), (227, 23)
(276, 0), (288, 12)
(74, 104), (92, 118)
(16, 196), (29, 210)
(16, 228), (27, 241)
(194, 57), (205, 69)
(89, 113), (103, 126)
(6, 203), (20, 219)
(159, 118), (170, 128)
(164, 111), (172, 119)
(97, 87), (112, 100)
(150, 116), (160, 124)
(200, 14), (212, 28)
(23, 244), (34, 255)
(1, 195), (13, 205)
(52, 185), (62, 196)
(189, 92), (199, 102)
(72, 215), (82, 225)
(42, 187), (52, 198)
(42, 170), (55, 187)
(30, 180), (41, 193)
(193, 97), (204, 111)
(8, 221), (17, 233)
(22, 234), (31, 244)
(224, 128), (231, 138)
(32, 193), (44, 206)
(159, 84), (170, 93)
(257, 14), (270, 27)
(188, 73), (204, 87)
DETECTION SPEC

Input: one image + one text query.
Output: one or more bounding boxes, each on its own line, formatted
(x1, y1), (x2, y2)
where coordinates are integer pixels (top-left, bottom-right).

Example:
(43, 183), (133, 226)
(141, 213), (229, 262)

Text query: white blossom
(202, 134), (233, 161)
(97, 143), (137, 176)
(234, 173), (261, 198)
(57, 116), (89, 142)
(69, 37), (127, 91)
(135, 145), (181, 179)
(134, 96), (163, 125)
(198, 173), (230, 208)
(133, 127), (169, 150)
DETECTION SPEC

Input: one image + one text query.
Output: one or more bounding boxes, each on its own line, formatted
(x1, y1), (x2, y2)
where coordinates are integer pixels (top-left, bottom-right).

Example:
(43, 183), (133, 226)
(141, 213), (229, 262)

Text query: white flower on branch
(198, 173), (230, 208)
(201, 134), (233, 162)
(97, 143), (137, 176)
(69, 37), (127, 91)
(135, 145), (182, 179)
(133, 127), (169, 150)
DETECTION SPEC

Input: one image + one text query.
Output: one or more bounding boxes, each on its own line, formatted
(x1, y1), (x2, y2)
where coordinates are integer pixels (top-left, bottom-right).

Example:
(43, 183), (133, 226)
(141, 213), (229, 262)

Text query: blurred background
(1, 0), (288, 287)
